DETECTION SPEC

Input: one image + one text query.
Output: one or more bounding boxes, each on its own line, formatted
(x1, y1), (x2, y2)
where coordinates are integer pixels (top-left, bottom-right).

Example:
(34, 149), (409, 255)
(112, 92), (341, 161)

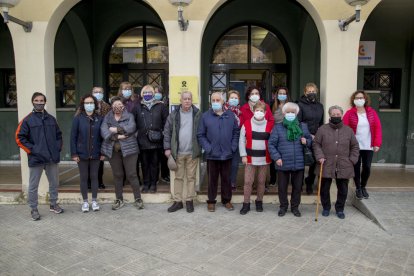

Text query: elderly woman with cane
(313, 105), (360, 219)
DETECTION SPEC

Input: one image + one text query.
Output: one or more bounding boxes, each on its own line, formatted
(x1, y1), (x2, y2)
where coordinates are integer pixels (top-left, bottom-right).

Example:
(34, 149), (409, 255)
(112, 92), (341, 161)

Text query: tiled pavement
(1, 199), (414, 276)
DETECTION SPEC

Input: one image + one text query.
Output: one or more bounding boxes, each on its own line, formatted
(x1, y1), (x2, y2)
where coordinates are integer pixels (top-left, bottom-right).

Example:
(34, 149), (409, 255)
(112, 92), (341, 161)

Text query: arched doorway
(106, 25), (169, 98)
(210, 25), (288, 106)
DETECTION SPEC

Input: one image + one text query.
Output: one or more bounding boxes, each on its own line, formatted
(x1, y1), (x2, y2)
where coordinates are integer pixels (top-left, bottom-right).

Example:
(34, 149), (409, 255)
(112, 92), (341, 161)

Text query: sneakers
(336, 211), (345, 219)
(356, 189), (363, 200)
(134, 198), (144, 210)
(50, 203), (64, 214)
(322, 209), (330, 217)
(82, 202), (89, 213)
(361, 187), (369, 199)
(31, 209), (40, 221)
(168, 201), (183, 212)
(240, 203), (250, 215)
(112, 199), (124, 210)
(92, 201), (100, 211)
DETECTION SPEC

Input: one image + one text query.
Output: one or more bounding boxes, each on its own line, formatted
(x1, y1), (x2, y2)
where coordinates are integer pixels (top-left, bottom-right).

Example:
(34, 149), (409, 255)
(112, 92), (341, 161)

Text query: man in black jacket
(16, 92), (64, 221)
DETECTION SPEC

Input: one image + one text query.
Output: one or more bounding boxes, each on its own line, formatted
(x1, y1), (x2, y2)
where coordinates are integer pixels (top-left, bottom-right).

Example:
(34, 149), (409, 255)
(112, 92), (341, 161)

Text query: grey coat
(101, 111), (139, 158)
(313, 122), (360, 179)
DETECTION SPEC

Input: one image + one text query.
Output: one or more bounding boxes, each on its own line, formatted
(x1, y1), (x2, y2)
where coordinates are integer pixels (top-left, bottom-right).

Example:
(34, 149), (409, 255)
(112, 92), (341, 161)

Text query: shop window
(364, 69), (401, 109)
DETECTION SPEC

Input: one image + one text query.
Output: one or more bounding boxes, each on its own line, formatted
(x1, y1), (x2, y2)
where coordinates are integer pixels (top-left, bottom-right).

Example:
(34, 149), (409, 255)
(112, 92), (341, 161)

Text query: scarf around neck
(283, 117), (303, 141)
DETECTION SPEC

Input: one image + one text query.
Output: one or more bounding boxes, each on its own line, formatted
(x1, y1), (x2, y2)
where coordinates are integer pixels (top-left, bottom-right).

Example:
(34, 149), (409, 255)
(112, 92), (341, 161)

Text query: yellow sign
(169, 76), (199, 104)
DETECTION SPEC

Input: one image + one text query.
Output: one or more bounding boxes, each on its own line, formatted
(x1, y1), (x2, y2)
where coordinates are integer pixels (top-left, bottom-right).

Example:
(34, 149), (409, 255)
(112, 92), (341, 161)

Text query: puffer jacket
(197, 109), (240, 160)
(268, 122), (312, 171)
(15, 110), (63, 167)
(70, 112), (103, 160)
(163, 105), (201, 159)
(134, 101), (169, 150)
(101, 111), (139, 158)
(297, 95), (324, 135)
(343, 106), (382, 148)
(313, 122), (360, 179)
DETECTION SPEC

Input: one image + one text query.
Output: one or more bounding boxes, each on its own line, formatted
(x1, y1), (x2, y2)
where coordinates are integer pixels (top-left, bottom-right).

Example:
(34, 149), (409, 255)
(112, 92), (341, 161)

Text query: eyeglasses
(84, 102), (94, 104)
(92, 91), (103, 94)
(355, 97), (365, 100)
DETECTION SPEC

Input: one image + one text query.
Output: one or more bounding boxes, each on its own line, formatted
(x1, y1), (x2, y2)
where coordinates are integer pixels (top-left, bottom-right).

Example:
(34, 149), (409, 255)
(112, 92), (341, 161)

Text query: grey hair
(328, 105), (343, 116)
(282, 102), (300, 115)
(181, 91), (193, 99)
(211, 91), (224, 101)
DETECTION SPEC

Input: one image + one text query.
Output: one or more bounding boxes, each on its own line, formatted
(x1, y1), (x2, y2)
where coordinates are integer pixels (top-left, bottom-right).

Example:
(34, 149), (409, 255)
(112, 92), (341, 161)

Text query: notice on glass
(170, 76), (199, 104)
(358, 41), (375, 66)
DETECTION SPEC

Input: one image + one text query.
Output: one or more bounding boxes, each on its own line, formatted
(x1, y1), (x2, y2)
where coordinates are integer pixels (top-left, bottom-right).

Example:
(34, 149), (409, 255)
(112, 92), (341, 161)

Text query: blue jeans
(28, 163), (59, 209)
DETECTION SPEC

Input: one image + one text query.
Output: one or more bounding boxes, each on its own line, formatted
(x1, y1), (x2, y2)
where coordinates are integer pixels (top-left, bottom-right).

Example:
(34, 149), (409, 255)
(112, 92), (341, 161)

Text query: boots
(255, 200), (263, 212)
(240, 203), (250, 215)
(167, 201), (183, 212)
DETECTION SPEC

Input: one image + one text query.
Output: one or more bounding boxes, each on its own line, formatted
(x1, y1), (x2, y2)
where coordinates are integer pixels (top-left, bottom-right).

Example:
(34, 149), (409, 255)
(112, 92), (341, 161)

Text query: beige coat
(313, 122), (360, 179)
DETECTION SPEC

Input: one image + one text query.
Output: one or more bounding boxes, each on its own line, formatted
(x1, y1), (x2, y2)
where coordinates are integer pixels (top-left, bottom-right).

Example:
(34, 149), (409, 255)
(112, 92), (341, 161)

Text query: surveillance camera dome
(345, 0), (370, 6)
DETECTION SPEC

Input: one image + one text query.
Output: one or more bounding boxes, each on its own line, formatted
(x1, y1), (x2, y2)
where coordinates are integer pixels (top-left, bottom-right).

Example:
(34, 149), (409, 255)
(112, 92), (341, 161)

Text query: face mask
(278, 95), (287, 101)
(93, 93), (103, 101)
(249, 94), (260, 103)
(84, 103), (95, 113)
(285, 112), (296, 122)
(122, 89), (132, 98)
(154, 93), (162, 101)
(254, 111), (265, 120)
(143, 94), (154, 102)
(228, 98), (239, 107)
(306, 93), (317, 102)
(211, 102), (222, 111)
(354, 99), (365, 107)
(330, 117), (342, 125)
(113, 105), (124, 113)
(33, 103), (45, 112)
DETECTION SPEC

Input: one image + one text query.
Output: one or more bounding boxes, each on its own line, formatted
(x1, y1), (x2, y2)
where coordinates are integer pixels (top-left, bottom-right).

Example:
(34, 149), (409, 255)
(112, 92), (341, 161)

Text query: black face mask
(306, 93), (317, 102)
(33, 103), (45, 112)
(330, 117), (342, 125)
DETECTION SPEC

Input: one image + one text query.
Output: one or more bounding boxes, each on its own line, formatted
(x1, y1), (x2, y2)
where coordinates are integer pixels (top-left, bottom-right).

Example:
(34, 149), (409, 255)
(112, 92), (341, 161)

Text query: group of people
(15, 82), (382, 221)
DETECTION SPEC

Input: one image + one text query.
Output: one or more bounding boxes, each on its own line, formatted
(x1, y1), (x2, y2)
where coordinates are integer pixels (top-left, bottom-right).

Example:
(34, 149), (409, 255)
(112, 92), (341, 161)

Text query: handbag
(142, 109), (163, 143)
(303, 144), (315, 166)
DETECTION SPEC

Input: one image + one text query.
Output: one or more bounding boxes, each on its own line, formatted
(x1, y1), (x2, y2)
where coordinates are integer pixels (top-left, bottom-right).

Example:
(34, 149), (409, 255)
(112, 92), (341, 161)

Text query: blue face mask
(212, 102), (222, 111)
(93, 93), (103, 101)
(285, 112), (296, 122)
(143, 94), (154, 102)
(122, 89), (132, 98)
(154, 93), (163, 101)
(228, 98), (239, 107)
(278, 95), (287, 101)
(84, 103), (95, 113)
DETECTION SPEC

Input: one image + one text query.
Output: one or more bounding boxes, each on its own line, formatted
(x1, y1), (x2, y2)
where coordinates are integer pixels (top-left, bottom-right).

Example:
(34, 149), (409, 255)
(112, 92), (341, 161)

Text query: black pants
(87, 160), (104, 186)
(159, 149), (169, 179)
(269, 160), (277, 184)
(278, 170), (304, 210)
(354, 150), (374, 189)
(207, 159), (232, 204)
(141, 149), (160, 190)
(320, 178), (349, 212)
(78, 159), (100, 200)
(305, 162), (317, 187)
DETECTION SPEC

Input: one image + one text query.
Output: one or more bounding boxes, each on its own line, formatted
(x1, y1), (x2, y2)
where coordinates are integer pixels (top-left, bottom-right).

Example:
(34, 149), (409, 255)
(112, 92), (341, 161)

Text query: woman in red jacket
(239, 86), (274, 127)
(343, 91), (382, 200)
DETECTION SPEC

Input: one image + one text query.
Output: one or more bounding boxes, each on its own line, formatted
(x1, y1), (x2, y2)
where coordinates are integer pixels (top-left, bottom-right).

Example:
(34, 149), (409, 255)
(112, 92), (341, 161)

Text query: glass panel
(146, 27), (169, 64)
(272, 73), (287, 87)
(55, 73), (60, 87)
(109, 73), (122, 89)
(110, 27), (144, 64)
(212, 26), (248, 64)
(63, 90), (76, 106)
(379, 73), (391, 88)
(64, 73), (75, 86)
(251, 26), (286, 64)
(147, 73), (162, 87)
(128, 72), (144, 93)
(212, 73), (226, 88)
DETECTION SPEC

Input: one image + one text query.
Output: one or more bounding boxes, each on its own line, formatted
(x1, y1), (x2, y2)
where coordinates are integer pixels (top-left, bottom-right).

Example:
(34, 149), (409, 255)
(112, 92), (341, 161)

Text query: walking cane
(315, 162), (323, 222)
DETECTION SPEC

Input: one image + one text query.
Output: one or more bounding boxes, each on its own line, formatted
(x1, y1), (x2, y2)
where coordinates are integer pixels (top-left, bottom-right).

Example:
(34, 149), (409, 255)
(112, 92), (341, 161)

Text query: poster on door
(358, 41), (376, 66)
(169, 76), (199, 104)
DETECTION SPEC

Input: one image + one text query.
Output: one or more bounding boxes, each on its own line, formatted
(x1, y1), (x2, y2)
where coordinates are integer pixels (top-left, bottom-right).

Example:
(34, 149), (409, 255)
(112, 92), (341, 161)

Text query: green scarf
(283, 118), (303, 141)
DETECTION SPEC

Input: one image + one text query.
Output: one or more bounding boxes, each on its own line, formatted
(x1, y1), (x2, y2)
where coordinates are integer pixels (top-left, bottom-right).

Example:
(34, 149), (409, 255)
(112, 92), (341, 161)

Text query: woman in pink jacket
(343, 91), (382, 200)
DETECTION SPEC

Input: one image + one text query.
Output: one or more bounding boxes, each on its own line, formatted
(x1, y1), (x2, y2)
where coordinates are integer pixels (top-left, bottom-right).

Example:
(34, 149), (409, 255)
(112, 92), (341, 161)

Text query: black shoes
(162, 176), (170, 183)
(292, 209), (301, 217)
(168, 201), (183, 212)
(240, 203), (250, 215)
(322, 209), (330, 217)
(278, 209), (287, 217)
(255, 200), (263, 212)
(361, 187), (369, 199)
(186, 201), (194, 213)
(337, 211), (345, 219)
(99, 183), (106, 189)
(356, 189), (363, 200)
(141, 186), (149, 194)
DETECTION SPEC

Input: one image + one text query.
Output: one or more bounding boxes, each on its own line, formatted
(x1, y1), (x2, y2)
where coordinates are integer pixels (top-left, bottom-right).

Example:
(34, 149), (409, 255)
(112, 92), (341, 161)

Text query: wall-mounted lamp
(169, 0), (192, 31)
(0, 0), (32, 32)
(338, 0), (370, 31)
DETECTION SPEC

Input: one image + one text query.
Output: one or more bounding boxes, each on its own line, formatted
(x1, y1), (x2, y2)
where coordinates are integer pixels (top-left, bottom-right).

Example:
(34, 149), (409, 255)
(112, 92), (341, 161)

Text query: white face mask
(254, 111), (265, 120)
(354, 99), (365, 107)
(249, 94), (260, 103)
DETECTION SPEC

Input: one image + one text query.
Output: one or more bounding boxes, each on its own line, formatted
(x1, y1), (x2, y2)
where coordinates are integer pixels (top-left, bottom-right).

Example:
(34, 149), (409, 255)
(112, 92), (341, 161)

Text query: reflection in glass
(213, 26), (248, 64)
(251, 26), (286, 64)
(110, 27), (144, 64)
(146, 27), (169, 64)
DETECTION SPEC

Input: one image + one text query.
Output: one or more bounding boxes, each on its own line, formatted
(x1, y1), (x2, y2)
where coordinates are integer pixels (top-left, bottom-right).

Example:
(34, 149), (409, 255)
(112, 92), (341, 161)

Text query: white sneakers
(82, 201), (100, 212)
(82, 202), (89, 212)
